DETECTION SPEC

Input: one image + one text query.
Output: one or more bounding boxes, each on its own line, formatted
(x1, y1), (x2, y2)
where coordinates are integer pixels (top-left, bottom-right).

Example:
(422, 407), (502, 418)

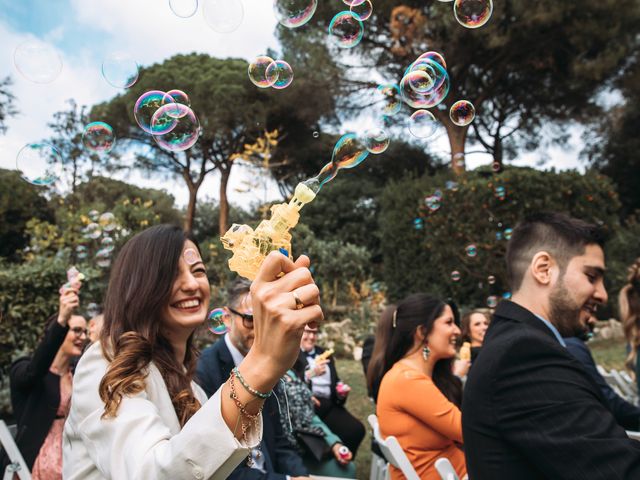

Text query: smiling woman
(62, 224), (324, 479)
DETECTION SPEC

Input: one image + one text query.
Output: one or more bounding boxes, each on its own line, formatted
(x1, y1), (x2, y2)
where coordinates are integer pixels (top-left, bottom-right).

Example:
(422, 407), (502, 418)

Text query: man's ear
(530, 251), (555, 286)
(222, 307), (232, 328)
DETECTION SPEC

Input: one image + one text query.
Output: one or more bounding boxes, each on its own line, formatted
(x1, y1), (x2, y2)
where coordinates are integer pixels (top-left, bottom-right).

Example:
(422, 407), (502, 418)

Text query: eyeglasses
(70, 327), (89, 337)
(228, 307), (253, 329)
(303, 329), (319, 336)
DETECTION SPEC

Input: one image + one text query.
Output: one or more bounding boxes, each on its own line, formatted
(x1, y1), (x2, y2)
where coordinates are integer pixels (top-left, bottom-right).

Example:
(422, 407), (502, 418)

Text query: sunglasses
(70, 327), (89, 337)
(228, 307), (254, 329)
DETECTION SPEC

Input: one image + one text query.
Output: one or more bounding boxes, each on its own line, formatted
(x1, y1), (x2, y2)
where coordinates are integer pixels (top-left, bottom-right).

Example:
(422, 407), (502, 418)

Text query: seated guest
(197, 278), (309, 480)
(377, 293), (466, 480)
(564, 317), (640, 430)
(8, 281), (87, 478)
(460, 308), (490, 363)
(275, 369), (356, 478)
(365, 304), (397, 402)
(621, 257), (640, 394)
(294, 327), (366, 456)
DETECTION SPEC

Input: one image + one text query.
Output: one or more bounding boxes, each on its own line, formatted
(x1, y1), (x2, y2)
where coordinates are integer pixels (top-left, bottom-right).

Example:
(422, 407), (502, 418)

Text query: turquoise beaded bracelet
(232, 366), (272, 399)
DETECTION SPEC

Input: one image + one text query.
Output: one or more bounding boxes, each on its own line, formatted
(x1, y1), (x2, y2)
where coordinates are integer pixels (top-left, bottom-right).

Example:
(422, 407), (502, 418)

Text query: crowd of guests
(3, 213), (640, 479)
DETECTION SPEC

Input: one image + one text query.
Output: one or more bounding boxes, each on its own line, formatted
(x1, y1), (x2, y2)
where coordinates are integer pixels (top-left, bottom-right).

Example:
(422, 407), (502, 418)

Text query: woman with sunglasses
(6, 278), (87, 479)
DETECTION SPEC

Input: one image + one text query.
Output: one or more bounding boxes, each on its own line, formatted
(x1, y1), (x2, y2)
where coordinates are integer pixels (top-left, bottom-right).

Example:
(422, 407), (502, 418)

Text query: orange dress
(377, 362), (466, 480)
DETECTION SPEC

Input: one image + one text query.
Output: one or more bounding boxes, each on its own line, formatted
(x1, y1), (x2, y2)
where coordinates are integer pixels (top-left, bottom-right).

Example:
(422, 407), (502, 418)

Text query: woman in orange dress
(377, 293), (466, 480)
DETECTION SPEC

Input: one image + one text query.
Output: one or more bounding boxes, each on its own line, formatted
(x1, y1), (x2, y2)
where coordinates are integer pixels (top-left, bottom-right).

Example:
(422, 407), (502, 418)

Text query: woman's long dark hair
(382, 293), (462, 407)
(366, 304), (396, 402)
(99, 224), (202, 426)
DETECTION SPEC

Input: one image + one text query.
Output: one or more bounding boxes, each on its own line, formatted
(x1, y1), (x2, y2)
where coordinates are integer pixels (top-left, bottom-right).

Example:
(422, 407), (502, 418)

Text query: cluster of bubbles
(248, 56), (294, 89)
(78, 210), (120, 269)
(133, 89), (200, 152)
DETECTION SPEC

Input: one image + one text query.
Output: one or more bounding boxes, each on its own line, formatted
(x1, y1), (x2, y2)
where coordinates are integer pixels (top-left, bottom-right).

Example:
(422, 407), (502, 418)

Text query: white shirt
(304, 348), (332, 399)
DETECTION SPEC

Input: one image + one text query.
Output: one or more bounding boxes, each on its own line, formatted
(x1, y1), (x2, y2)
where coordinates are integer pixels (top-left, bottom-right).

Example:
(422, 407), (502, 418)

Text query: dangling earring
(422, 345), (431, 361)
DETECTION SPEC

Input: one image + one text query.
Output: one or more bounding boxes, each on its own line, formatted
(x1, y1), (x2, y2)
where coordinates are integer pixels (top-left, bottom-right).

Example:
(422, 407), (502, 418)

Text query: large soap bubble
(450, 100), (476, 126)
(310, 133), (370, 190)
(161, 90), (191, 118)
(169, 0), (199, 18)
(101, 53), (139, 89)
(16, 143), (63, 186)
(408, 110), (438, 139)
(134, 91), (168, 134)
(14, 40), (62, 84)
(454, 0), (493, 29)
(350, 0), (372, 21)
(248, 56), (278, 88)
(202, 0), (244, 33)
(362, 128), (390, 154)
(265, 60), (294, 89)
(82, 122), (116, 153)
(273, 0), (317, 28)
(328, 11), (364, 48)
(151, 104), (200, 152)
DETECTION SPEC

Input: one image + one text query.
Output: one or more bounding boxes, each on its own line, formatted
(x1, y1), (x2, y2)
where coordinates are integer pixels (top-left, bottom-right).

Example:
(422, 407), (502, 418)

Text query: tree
(0, 76), (17, 136)
(277, 0), (640, 173)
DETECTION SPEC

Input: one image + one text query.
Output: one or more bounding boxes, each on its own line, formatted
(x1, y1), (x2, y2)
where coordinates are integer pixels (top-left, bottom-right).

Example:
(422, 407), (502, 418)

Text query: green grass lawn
(337, 337), (633, 478)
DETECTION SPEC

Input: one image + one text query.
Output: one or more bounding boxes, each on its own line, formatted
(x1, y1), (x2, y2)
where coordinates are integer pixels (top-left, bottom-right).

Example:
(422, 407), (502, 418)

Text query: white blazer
(63, 342), (261, 479)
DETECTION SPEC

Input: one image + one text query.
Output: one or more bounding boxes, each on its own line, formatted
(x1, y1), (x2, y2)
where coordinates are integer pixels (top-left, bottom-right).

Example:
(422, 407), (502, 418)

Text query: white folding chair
(597, 365), (628, 399)
(435, 457), (460, 480)
(367, 415), (388, 480)
(627, 430), (640, 441)
(0, 420), (31, 480)
(367, 414), (419, 480)
(611, 369), (638, 404)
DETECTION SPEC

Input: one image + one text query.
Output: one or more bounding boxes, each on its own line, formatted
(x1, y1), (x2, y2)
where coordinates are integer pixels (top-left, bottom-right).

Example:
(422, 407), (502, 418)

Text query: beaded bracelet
(233, 366), (272, 399)
(228, 370), (264, 465)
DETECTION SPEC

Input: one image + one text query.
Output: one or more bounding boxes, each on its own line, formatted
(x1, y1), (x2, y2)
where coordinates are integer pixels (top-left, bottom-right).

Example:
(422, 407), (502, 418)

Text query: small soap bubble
(503, 228), (513, 240)
(208, 308), (228, 334)
(82, 122), (116, 153)
(312, 131), (320, 138)
(413, 218), (424, 230)
(424, 195), (441, 212)
(495, 231), (503, 241)
(161, 90), (191, 118)
(465, 244), (478, 257)
(487, 275), (496, 284)
(407, 70), (435, 95)
(328, 11), (364, 49)
(363, 128), (390, 154)
(99, 212), (117, 232)
(494, 185), (505, 198)
(76, 245), (88, 260)
(342, 0), (365, 5)
(101, 52), (139, 89)
(451, 270), (461, 282)
(86, 302), (100, 318)
(134, 91), (168, 134)
(433, 189), (443, 199)
(445, 181), (459, 191)
(183, 248), (201, 265)
(85, 223), (102, 240)
(248, 56), (278, 88)
(202, 0), (245, 33)
(169, 0), (199, 18)
(88, 210), (100, 221)
(350, 0), (372, 21)
(450, 100), (476, 126)
(453, 152), (465, 168)
(16, 143), (63, 186)
(151, 104), (200, 152)
(96, 248), (112, 268)
(502, 292), (512, 300)
(265, 60), (294, 89)
(492, 161), (501, 172)
(377, 83), (402, 117)
(408, 109), (438, 139)
(454, 0), (493, 29)
(14, 40), (62, 84)
(486, 295), (498, 308)
(100, 236), (115, 253)
(274, 0), (318, 28)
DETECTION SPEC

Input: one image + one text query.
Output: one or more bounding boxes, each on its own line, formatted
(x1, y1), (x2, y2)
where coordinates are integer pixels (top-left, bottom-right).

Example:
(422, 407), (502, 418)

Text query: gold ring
(293, 291), (304, 310)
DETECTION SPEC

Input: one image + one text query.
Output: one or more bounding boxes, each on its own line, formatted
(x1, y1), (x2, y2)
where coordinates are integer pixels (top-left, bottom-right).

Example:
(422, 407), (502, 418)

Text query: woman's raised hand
(58, 281), (81, 326)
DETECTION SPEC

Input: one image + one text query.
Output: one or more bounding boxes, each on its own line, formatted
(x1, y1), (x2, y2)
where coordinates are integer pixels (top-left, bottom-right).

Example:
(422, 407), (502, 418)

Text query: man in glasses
(196, 278), (310, 480)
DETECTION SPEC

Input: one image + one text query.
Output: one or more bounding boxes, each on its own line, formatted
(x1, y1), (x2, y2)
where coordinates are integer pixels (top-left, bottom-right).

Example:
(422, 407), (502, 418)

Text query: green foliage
(380, 167), (622, 305)
(0, 76), (17, 136)
(0, 168), (54, 261)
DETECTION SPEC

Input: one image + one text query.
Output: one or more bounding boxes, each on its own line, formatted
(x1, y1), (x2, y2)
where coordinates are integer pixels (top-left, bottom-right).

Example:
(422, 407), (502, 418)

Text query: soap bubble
(503, 228), (513, 240)
(413, 218), (424, 230)
(377, 83), (402, 117)
(151, 104), (200, 152)
(96, 248), (112, 268)
(454, 0), (493, 29)
(274, 0), (318, 28)
(416, 51), (447, 69)
(88, 210), (99, 221)
(16, 143), (63, 186)
(433, 189), (443, 200)
(445, 180), (459, 191)
(487, 275), (496, 284)
(342, 0), (365, 5)
(248, 56), (277, 88)
(134, 91), (167, 134)
(14, 40), (62, 84)
(424, 195), (441, 212)
(314, 133), (369, 188)
(400, 67), (450, 109)
(312, 131), (320, 138)
(98, 212), (117, 232)
(328, 11), (364, 49)
(161, 90), (191, 118)
(202, 0), (244, 33)
(492, 161), (502, 173)
(101, 53), (139, 89)
(208, 308), (228, 334)
(169, 0), (199, 18)
(450, 100), (476, 126)
(100, 236), (115, 253)
(350, 0), (372, 21)
(82, 122), (116, 153)
(85, 223), (102, 240)
(76, 245), (88, 260)
(86, 302), (100, 318)
(502, 292), (512, 300)
(407, 70), (435, 95)
(408, 110), (438, 139)
(465, 244), (477, 257)
(494, 185), (506, 200)
(486, 295), (498, 308)
(362, 128), (390, 154)
(495, 231), (504, 241)
(451, 270), (461, 282)
(266, 60), (294, 89)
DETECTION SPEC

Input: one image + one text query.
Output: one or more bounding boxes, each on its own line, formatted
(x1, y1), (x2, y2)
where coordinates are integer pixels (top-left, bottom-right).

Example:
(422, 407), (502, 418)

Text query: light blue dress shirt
(534, 314), (567, 347)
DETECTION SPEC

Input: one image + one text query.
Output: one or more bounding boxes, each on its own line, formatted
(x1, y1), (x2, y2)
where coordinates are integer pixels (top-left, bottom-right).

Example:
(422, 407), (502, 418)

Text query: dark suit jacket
(294, 346), (344, 406)
(565, 336), (640, 431)
(9, 317), (68, 469)
(195, 338), (307, 480)
(463, 300), (640, 480)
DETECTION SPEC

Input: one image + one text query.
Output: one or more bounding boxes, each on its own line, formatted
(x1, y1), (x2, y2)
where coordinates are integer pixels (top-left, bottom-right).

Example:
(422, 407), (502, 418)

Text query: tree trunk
(447, 125), (468, 176)
(184, 185), (197, 233)
(332, 278), (338, 308)
(219, 167), (231, 236)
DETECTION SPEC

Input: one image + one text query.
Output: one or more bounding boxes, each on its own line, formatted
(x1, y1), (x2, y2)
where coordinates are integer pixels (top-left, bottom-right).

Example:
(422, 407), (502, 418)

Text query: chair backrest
(0, 420), (31, 480)
(367, 414), (420, 480)
(597, 365), (629, 399)
(435, 457), (460, 480)
(627, 430), (640, 441)
(611, 370), (638, 399)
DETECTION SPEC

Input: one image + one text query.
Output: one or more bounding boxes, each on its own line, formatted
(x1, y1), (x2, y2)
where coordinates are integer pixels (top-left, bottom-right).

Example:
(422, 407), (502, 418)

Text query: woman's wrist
(238, 351), (282, 394)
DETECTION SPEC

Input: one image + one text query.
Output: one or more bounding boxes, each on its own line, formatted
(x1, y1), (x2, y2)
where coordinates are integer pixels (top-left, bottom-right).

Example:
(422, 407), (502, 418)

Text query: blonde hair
(621, 258), (640, 370)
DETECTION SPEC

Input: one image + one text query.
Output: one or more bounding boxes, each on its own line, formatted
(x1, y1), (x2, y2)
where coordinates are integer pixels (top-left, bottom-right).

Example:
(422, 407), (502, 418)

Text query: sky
(0, 0), (587, 208)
